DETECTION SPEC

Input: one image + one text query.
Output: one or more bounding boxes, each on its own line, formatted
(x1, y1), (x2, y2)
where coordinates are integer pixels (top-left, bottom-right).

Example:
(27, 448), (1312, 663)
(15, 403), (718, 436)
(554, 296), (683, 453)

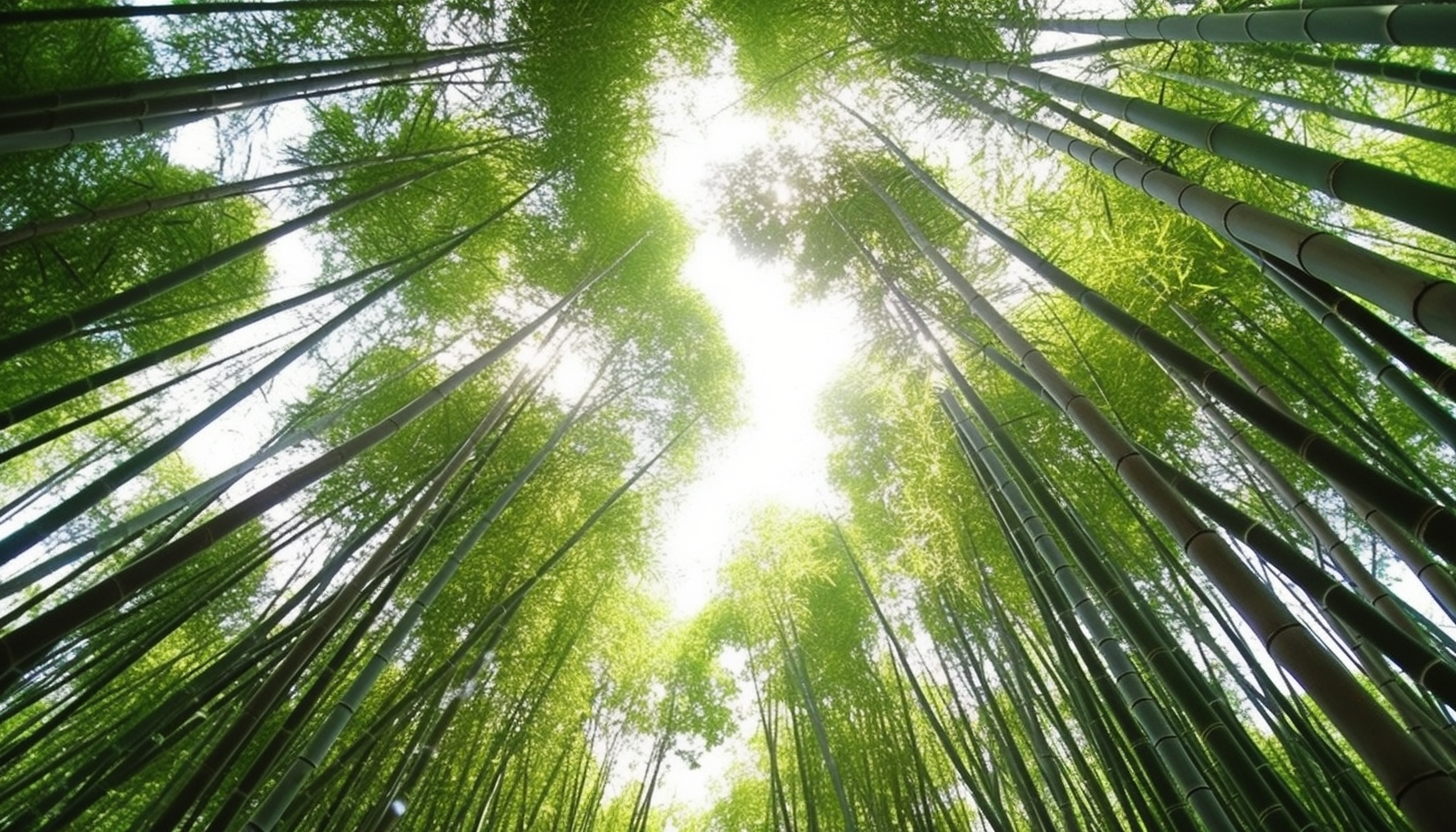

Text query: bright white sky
(158, 51), (862, 820)
(164, 66), (863, 623)
(634, 65), (864, 815)
(648, 69), (859, 620)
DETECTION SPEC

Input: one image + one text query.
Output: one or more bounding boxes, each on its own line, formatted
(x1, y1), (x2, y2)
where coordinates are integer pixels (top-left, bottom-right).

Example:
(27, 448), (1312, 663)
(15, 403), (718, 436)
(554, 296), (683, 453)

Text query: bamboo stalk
(921, 57), (1456, 243)
(1028, 5), (1456, 48)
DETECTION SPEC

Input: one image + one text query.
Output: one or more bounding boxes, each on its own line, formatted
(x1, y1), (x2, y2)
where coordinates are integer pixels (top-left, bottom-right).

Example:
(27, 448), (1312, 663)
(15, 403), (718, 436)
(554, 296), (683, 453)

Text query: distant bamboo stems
(0, 259), (385, 430)
(882, 313), (1241, 830)
(162, 328), (564, 832)
(0, 164), (440, 364)
(868, 257), (1319, 830)
(0, 249), (616, 691)
(242, 358), (648, 832)
(243, 407), (582, 832)
(836, 536), (1018, 832)
(1029, 5), (1456, 47)
(926, 83), (1456, 344)
(0, 180), (536, 565)
(0, 43), (513, 116)
(920, 56), (1456, 243)
(0, 137), (505, 250)
(866, 173), (1456, 830)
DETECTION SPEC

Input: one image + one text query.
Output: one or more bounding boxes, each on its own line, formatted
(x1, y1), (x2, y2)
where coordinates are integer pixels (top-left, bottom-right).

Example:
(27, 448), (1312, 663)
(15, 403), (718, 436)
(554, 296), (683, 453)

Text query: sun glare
(627, 60), (866, 813)
(648, 67), (860, 620)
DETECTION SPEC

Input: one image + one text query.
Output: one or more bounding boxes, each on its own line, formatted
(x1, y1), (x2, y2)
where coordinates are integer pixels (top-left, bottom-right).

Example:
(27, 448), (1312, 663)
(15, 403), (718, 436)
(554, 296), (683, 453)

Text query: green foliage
(699, 0), (1015, 112)
(6, 3), (1456, 832)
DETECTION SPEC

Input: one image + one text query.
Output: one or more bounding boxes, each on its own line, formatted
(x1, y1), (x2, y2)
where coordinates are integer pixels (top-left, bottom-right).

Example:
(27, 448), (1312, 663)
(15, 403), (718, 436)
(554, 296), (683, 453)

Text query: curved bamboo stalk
(1210, 298), (1456, 503)
(1262, 268), (1456, 450)
(1029, 5), (1456, 47)
(921, 57), (1456, 243)
(925, 83), (1456, 347)
(1031, 98), (1456, 407)
(1135, 428), (1456, 710)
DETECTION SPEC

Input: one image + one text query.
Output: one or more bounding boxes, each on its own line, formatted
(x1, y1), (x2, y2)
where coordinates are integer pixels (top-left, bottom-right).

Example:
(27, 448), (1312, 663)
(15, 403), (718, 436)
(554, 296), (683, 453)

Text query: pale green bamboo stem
(921, 56), (1456, 243)
(1030, 5), (1456, 47)
(927, 82), (1456, 346)
(242, 395), (588, 832)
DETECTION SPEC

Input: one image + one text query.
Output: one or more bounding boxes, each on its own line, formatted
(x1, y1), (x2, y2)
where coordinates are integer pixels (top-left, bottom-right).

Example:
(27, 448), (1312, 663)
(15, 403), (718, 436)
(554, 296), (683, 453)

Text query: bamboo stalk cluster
(4, 2), (1456, 831)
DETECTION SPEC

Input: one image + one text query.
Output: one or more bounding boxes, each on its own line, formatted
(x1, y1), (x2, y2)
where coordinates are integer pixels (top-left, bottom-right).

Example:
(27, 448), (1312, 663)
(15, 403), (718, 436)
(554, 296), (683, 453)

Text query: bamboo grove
(2, 1), (1456, 831)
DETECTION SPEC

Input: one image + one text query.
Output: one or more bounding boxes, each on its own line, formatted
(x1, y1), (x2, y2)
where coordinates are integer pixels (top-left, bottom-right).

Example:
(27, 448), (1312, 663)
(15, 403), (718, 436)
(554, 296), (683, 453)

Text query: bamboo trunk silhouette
(0, 163), (443, 364)
(914, 84), (1456, 353)
(0, 182), (536, 563)
(0, 247), (619, 693)
(920, 57), (1456, 243)
(0, 0), (421, 25)
(1030, 5), (1456, 47)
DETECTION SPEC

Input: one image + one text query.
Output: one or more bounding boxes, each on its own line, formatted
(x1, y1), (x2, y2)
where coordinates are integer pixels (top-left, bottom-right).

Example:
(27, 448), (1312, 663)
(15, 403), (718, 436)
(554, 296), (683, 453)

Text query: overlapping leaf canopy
(3, 1), (1456, 830)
